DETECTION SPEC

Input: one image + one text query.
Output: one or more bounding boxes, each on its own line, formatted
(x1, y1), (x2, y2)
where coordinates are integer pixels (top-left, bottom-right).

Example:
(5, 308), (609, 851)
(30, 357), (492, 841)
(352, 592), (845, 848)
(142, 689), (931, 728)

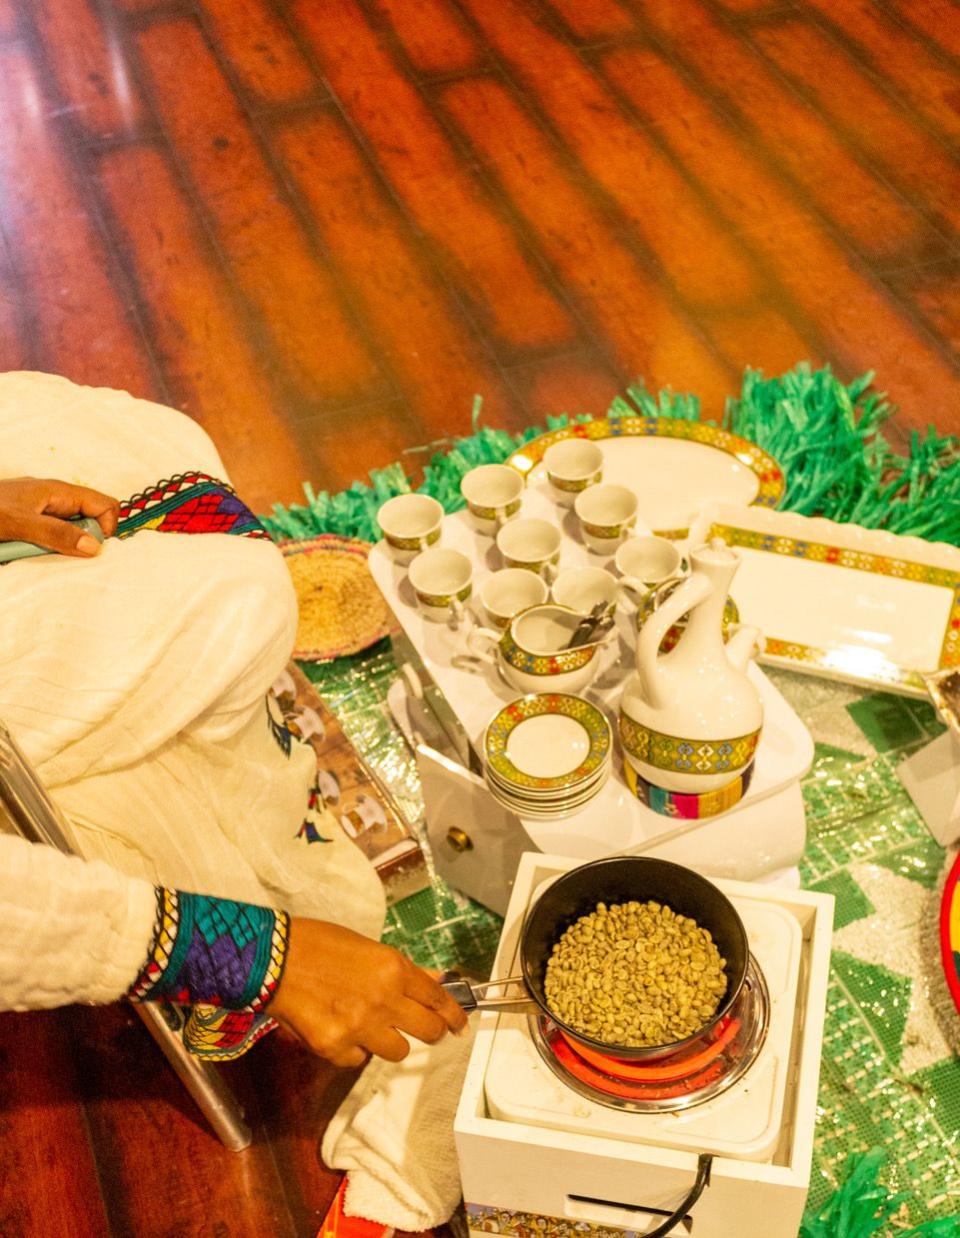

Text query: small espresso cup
(543, 439), (604, 506)
(574, 484), (638, 554)
(552, 566), (618, 616)
(496, 517), (562, 582)
(460, 464), (524, 536)
(615, 535), (684, 608)
(480, 568), (549, 628)
(408, 548), (473, 625)
(378, 494), (444, 564)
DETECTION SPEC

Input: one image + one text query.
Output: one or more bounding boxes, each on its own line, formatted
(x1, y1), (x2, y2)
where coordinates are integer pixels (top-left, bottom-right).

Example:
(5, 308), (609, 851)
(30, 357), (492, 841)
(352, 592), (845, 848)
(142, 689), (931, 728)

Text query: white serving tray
(691, 502), (960, 697)
(369, 485), (814, 855)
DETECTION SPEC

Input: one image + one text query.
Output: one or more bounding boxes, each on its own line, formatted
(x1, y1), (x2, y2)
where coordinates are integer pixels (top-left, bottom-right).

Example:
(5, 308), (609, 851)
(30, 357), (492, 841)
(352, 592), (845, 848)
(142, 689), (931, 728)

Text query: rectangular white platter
(690, 502), (960, 698)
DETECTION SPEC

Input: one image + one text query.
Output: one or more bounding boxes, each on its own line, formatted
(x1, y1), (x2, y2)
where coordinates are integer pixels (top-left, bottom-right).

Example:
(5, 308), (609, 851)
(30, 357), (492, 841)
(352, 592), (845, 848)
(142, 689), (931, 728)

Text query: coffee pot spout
(726, 624), (763, 672)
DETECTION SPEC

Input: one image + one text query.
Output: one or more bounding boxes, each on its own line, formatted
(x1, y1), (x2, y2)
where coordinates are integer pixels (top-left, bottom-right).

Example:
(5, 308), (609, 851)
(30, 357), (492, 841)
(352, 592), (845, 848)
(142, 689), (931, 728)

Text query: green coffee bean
(543, 899), (727, 1048)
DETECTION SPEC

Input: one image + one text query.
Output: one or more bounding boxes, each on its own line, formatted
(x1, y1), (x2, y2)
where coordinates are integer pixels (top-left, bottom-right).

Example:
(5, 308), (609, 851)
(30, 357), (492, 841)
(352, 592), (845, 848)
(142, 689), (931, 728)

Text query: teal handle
(0, 516), (106, 564)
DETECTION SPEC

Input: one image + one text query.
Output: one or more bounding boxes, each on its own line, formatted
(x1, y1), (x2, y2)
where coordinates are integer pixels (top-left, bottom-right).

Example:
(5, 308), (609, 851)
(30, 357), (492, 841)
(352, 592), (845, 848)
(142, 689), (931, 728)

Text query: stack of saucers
(482, 693), (612, 819)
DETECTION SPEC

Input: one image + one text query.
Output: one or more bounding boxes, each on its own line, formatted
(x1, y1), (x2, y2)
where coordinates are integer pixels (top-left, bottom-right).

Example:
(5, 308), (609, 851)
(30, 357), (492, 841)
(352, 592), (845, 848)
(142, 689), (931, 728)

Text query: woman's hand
(269, 919), (468, 1068)
(0, 477), (119, 556)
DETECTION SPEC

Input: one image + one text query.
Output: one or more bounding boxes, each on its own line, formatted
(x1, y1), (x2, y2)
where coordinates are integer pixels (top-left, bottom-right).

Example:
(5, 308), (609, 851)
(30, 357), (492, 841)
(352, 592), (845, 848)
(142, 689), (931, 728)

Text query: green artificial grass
(800, 1149), (960, 1236)
(262, 364), (960, 546)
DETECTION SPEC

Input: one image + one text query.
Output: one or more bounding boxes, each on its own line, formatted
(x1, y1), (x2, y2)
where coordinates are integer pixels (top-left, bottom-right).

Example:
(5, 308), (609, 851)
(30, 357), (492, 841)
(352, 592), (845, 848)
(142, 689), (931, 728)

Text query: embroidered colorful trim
(619, 713), (760, 775)
(500, 628), (596, 675)
(624, 759), (755, 818)
(182, 1007), (280, 1060)
(129, 888), (289, 1013)
(117, 472), (269, 540)
(483, 694), (611, 790)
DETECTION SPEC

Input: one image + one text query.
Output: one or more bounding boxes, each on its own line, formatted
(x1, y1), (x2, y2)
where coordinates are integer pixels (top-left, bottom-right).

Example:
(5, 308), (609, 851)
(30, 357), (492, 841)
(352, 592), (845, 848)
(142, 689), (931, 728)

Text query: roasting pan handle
(440, 972), (536, 1014)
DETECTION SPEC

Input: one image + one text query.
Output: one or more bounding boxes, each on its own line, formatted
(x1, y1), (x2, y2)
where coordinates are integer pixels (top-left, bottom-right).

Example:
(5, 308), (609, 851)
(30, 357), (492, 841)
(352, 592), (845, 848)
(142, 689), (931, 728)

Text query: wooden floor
(2, 0), (960, 1234)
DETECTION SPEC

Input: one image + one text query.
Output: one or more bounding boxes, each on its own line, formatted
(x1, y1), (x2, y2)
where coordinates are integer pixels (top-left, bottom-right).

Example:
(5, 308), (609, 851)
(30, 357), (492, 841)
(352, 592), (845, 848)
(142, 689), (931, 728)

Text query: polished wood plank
(96, 143), (311, 510)
(0, 1009), (111, 1238)
(632, 0), (954, 271)
(197, 0), (320, 105)
(248, 1032), (360, 1235)
(0, 45), (157, 396)
(543, 0), (639, 41)
(802, 0), (960, 148)
(440, 75), (739, 414)
(601, 40), (960, 431)
(273, 109), (522, 439)
(458, 0), (767, 310)
(503, 349), (624, 422)
(69, 1005), (298, 1238)
(368, 0), (483, 77)
(750, 18), (960, 237)
(883, 0), (960, 63)
(137, 18), (387, 414)
(289, 0), (578, 359)
(29, 0), (145, 140)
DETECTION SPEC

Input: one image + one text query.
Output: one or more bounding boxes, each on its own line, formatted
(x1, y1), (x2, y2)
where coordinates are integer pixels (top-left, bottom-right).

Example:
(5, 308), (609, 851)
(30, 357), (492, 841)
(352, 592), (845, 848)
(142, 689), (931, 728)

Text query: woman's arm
(0, 835), (466, 1062)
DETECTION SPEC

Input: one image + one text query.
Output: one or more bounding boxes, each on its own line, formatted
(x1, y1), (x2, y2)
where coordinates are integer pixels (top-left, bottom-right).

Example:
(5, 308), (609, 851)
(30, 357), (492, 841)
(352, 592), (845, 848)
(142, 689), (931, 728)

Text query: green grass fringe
(261, 365), (960, 546)
(800, 1149), (960, 1236)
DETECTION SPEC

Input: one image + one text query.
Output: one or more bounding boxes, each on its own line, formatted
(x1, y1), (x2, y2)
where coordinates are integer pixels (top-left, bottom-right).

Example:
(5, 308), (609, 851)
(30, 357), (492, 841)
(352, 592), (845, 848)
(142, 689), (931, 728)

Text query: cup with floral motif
(466, 603), (618, 694)
(460, 464), (524, 536)
(574, 484), (638, 554)
(408, 548), (473, 625)
(496, 518), (561, 583)
(543, 439), (604, 507)
(378, 494), (444, 564)
(480, 568), (549, 628)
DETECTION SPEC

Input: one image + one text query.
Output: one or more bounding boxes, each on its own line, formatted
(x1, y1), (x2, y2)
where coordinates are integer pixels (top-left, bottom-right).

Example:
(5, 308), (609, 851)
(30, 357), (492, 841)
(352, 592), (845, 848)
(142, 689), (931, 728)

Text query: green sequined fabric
(304, 647), (960, 1227)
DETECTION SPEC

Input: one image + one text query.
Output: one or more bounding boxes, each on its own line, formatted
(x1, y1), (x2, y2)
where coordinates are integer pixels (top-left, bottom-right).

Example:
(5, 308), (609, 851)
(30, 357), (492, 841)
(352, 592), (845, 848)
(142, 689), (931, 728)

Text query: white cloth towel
(322, 1024), (475, 1231)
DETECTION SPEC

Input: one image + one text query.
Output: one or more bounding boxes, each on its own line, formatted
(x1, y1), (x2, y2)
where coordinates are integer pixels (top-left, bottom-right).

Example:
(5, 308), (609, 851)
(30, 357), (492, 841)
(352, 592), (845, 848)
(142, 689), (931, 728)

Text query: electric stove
(455, 853), (833, 1238)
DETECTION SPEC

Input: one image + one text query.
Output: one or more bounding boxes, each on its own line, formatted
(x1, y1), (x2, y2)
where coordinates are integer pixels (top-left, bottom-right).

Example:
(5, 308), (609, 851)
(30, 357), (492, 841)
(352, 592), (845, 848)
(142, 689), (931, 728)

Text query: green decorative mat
(265, 364), (960, 547)
(303, 648), (960, 1230)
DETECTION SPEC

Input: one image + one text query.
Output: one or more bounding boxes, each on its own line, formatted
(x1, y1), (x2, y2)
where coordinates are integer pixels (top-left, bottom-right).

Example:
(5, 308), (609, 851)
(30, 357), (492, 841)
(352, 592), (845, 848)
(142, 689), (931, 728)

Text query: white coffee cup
(467, 603), (617, 694)
(480, 568), (549, 628)
(543, 439), (603, 506)
(408, 548), (473, 624)
(552, 566), (618, 616)
(615, 535), (684, 607)
(496, 517), (561, 582)
(460, 464), (524, 535)
(574, 484), (638, 554)
(378, 494), (444, 563)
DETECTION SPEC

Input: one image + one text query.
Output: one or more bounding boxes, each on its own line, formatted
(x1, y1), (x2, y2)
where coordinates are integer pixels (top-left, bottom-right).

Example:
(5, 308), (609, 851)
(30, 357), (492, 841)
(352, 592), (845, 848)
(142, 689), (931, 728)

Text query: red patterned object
(940, 851), (960, 1016)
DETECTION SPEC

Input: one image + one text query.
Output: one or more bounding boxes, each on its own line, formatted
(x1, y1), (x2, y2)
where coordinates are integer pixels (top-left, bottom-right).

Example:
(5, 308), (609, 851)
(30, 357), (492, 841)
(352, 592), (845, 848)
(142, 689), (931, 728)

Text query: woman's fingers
(404, 965), (469, 1034)
(360, 1026), (411, 1064)
(14, 512), (102, 557)
(42, 482), (120, 536)
(392, 997), (448, 1046)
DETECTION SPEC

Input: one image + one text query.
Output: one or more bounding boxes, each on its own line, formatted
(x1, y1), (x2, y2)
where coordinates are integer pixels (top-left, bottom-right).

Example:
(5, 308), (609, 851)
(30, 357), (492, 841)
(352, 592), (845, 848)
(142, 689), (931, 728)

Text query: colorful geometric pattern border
(484, 693), (611, 790)
(506, 416), (785, 527)
(623, 758), (754, 818)
(711, 522), (960, 674)
(500, 628), (596, 676)
(128, 887), (289, 1017)
(547, 471), (601, 492)
(581, 518), (635, 539)
(618, 712), (760, 775)
(502, 551), (560, 574)
(383, 526), (441, 552)
(413, 583), (472, 608)
(762, 636), (929, 695)
(118, 471), (269, 540)
(940, 851), (960, 1017)
(467, 497), (522, 521)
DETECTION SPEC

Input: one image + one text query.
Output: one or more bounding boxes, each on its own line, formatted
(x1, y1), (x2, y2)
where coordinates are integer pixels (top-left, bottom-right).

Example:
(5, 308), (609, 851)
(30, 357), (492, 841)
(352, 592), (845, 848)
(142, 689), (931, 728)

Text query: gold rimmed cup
(574, 484), (639, 555)
(543, 439), (603, 506)
(408, 547), (473, 626)
(378, 494), (444, 564)
(496, 517), (562, 583)
(460, 464), (524, 536)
